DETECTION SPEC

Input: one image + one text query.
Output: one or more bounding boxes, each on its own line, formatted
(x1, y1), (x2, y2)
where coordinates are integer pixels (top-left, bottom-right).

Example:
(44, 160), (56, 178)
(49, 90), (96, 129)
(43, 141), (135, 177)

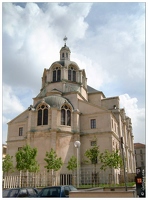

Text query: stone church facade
(6, 40), (136, 185)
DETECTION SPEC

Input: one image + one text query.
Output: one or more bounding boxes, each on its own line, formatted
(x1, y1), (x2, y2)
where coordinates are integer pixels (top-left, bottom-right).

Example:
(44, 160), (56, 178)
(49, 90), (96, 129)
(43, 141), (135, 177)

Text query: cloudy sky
(2, 2), (145, 144)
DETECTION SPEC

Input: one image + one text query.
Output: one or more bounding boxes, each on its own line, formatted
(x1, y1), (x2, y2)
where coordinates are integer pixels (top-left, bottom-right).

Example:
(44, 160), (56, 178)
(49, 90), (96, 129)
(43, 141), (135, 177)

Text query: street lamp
(74, 141), (81, 188)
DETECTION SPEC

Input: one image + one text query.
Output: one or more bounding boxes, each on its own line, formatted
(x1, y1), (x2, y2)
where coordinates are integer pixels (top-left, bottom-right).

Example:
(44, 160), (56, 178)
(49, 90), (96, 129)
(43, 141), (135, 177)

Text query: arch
(34, 96), (74, 110)
(52, 66), (61, 82)
(37, 103), (49, 126)
(61, 104), (71, 126)
(68, 63), (79, 71)
(68, 65), (78, 82)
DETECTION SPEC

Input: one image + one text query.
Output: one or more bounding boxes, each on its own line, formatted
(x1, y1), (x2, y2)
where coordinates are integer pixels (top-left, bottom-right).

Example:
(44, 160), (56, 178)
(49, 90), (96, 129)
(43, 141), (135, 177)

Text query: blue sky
(2, 2), (146, 144)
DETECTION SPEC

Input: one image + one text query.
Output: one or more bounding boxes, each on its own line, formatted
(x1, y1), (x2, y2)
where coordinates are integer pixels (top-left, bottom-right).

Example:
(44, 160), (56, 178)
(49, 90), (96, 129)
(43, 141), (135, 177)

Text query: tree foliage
(2, 154), (14, 175)
(44, 148), (63, 172)
(100, 149), (123, 171)
(85, 146), (100, 165)
(15, 144), (39, 172)
(67, 156), (77, 171)
(84, 145), (100, 186)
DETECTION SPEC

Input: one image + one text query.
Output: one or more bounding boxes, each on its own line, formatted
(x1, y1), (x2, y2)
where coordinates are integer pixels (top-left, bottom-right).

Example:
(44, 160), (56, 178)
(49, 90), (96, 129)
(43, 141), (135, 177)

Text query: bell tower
(60, 36), (71, 61)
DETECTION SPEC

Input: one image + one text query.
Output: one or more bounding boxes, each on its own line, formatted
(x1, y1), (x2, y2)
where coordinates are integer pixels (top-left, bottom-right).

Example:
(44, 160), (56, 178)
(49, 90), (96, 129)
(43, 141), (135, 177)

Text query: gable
(7, 109), (28, 124)
(78, 99), (108, 114)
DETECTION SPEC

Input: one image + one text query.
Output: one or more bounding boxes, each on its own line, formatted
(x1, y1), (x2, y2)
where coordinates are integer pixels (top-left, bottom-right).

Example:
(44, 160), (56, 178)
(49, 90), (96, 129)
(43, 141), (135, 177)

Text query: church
(6, 37), (136, 185)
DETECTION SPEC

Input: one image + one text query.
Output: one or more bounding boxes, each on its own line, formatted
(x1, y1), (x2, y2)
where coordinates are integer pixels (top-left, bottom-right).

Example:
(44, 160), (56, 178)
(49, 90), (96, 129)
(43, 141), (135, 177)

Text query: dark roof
(60, 45), (71, 52)
(52, 60), (65, 66)
(134, 143), (145, 148)
(34, 95), (74, 110)
(51, 60), (79, 68)
(87, 85), (99, 93)
(87, 85), (105, 97)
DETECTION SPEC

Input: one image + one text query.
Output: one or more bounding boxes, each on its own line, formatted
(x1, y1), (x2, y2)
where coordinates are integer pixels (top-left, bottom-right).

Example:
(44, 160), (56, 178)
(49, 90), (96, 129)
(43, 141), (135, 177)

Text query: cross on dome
(63, 36), (68, 46)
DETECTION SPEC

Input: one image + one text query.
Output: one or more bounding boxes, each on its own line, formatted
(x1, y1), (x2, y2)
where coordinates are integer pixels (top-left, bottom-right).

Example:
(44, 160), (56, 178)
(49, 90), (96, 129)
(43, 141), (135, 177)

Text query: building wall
(134, 143), (146, 169)
(6, 44), (136, 185)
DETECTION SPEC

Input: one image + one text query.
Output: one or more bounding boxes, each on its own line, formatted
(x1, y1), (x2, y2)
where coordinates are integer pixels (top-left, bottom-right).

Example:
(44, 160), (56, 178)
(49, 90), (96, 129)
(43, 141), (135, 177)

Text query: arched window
(68, 66), (76, 82)
(37, 104), (48, 126)
(61, 105), (71, 126)
(53, 67), (61, 82)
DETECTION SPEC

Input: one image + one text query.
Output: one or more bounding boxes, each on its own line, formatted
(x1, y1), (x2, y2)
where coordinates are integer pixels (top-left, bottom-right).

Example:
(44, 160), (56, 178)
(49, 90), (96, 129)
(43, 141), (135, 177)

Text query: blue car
(3, 187), (39, 197)
(37, 185), (77, 198)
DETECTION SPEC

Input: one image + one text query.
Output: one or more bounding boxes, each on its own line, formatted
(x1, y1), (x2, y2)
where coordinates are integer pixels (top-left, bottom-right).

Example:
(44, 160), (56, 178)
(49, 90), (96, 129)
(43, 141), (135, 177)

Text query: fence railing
(3, 168), (135, 189)
(3, 171), (52, 189)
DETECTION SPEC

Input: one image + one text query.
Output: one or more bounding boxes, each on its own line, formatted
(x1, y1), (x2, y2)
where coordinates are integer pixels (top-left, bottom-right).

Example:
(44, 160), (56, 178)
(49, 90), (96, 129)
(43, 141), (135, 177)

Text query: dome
(60, 45), (71, 52)
(51, 60), (79, 69)
(35, 95), (74, 110)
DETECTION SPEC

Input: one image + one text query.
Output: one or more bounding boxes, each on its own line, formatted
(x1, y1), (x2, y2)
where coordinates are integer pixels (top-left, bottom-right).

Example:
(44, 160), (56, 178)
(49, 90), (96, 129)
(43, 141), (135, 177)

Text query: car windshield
(69, 185), (77, 191)
(39, 187), (61, 197)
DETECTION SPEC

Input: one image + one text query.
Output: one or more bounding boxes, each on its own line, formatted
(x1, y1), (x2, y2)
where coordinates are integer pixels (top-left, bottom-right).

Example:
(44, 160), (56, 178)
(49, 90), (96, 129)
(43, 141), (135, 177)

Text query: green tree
(85, 145), (100, 166)
(99, 149), (123, 184)
(44, 148), (63, 172)
(67, 156), (77, 185)
(67, 156), (77, 171)
(15, 144), (39, 172)
(44, 148), (63, 186)
(100, 149), (123, 171)
(2, 154), (14, 176)
(85, 145), (100, 186)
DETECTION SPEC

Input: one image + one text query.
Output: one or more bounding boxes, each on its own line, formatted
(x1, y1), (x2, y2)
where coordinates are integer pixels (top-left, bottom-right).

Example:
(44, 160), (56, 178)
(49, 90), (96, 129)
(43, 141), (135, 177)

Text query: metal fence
(3, 168), (135, 189)
(3, 171), (52, 189)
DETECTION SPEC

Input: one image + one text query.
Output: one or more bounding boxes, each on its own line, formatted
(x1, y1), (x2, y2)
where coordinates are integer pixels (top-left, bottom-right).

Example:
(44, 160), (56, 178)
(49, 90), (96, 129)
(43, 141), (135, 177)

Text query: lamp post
(74, 141), (81, 188)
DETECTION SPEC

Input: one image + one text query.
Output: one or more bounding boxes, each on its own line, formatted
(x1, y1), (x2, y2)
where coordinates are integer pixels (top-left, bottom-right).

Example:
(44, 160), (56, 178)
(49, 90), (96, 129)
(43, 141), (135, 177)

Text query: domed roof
(60, 45), (71, 52)
(35, 95), (74, 109)
(51, 60), (79, 68)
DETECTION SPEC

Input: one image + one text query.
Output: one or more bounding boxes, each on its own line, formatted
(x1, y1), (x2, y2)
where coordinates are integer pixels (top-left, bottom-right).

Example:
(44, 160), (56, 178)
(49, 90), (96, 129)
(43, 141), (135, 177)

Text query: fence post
(19, 171), (22, 188)
(26, 170), (28, 187)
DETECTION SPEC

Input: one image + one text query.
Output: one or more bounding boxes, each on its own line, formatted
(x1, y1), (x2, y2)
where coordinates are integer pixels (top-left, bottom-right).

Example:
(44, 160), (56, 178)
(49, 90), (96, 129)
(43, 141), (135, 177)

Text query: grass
(78, 182), (135, 189)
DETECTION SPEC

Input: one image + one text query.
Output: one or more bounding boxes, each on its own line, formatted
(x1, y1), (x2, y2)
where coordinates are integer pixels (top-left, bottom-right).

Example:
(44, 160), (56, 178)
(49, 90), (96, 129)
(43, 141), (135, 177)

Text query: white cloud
(2, 116), (11, 125)
(2, 2), (145, 144)
(2, 84), (25, 114)
(2, 2), (93, 92)
(119, 94), (145, 143)
(72, 53), (112, 89)
(2, 84), (26, 143)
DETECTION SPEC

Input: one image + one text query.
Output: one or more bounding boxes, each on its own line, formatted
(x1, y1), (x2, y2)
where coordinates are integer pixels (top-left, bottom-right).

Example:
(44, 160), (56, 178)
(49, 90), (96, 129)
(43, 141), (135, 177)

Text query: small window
(111, 119), (114, 129)
(140, 150), (143, 154)
(19, 127), (23, 136)
(141, 161), (144, 166)
(91, 141), (97, 146)
(140, 155), (143, 160)
(90, 119), (96, 129)
(18, 147), (22, 151)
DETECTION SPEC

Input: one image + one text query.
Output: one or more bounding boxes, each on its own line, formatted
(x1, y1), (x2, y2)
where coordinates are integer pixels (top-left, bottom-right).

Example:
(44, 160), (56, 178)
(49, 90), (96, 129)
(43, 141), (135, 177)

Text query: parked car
(3, 187), (39, 198)
(37, 185), (77, 198)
